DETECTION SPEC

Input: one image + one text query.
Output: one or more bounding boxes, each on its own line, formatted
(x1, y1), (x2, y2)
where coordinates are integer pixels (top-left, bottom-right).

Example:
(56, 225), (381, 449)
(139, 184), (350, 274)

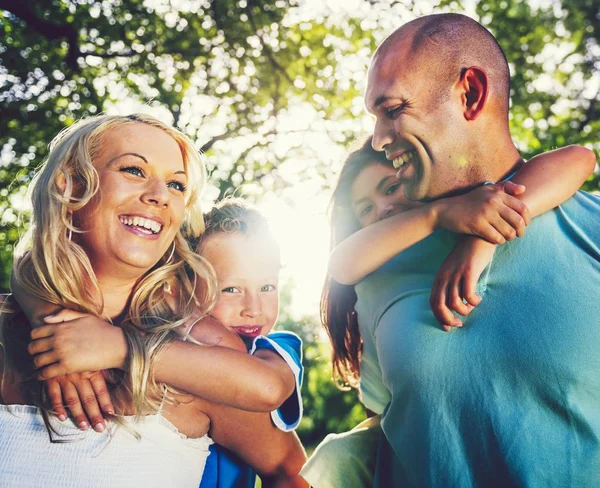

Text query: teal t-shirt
(356, 191), (600, 487)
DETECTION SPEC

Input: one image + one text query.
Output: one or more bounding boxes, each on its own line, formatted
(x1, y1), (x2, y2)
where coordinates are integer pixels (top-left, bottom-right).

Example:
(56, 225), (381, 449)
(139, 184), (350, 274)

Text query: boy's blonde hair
(2, 113), (217, 426)
(191, 197), (278, 255)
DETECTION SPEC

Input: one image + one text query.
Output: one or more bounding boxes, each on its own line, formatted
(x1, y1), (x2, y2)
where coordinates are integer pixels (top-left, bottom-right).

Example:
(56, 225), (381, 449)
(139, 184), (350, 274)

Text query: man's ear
(458, 66), (488, 121)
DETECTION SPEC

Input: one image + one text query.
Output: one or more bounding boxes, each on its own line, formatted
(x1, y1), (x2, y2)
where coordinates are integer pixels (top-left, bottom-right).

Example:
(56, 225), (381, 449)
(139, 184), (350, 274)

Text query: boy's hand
(45, 372), (113, 433)
(433, 183), (530, 244)
(29, 310), (127, 376)
(430, 236), (497, 330)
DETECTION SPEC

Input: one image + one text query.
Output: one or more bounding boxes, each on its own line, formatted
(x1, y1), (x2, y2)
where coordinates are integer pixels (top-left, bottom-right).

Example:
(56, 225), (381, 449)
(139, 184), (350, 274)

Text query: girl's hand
(29, 310), (127, 377)
(45, 372), (114, 433)
(430, 236), (497, 330)
(433, 182), (530, 244)
(28, 310), (124, 432)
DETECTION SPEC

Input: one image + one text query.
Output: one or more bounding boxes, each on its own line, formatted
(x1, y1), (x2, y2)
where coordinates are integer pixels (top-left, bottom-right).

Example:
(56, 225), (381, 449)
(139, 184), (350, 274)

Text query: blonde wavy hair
(2, 113), (217, 425)
(190, 197), (277, 253)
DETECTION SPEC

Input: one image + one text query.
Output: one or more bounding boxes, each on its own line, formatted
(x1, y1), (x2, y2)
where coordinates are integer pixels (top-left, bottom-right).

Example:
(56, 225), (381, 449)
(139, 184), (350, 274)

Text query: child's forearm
(261, 436), (309, 488)
(429, 146), (595, 325)
(328, 178), (532, 285)
(33, 311), (296, 412)
(256, 433), (307, 487)
(511, 145), (596, 217)
(328, 205), (438, 285)
(154, 339), (295, 412)
(205, 400), (307, 484)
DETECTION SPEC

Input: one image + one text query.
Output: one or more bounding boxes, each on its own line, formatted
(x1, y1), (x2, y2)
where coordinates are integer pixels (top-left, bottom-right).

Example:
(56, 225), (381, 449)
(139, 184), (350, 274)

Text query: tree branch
(216, 138), (272, 200)
(80, 49), (137, 59)
(200, 132), (234, 153)
(0, 1), (80, 70)
(245, 2), (294, 85)
(577, 89), (599, 133)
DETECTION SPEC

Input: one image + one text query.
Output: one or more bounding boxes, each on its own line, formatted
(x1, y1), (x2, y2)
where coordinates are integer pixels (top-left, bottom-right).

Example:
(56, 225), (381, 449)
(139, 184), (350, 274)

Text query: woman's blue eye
(222, 287), (239, 293)
(168, 181), (187, 193)
(261, 285), (276, 292)
(121, 166), (144, 177)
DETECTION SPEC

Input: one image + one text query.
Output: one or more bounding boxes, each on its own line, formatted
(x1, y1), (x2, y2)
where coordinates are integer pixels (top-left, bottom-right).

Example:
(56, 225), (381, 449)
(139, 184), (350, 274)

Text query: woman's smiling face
(74, 122), (188, 277)
(351, 162), (420, 229)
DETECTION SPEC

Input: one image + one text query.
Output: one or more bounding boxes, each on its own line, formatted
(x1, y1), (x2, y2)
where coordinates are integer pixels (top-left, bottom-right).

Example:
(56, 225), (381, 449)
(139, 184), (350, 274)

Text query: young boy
(191, 198), (305, 488)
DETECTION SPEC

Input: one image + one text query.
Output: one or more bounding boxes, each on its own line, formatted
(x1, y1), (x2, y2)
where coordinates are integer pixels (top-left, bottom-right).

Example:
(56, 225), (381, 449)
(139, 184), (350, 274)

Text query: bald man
(356, 13), (600, 486)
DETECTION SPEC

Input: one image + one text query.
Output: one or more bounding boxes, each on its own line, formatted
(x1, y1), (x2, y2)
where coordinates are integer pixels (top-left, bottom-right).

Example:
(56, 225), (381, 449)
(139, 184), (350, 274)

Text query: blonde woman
(0, 114), (305, 487)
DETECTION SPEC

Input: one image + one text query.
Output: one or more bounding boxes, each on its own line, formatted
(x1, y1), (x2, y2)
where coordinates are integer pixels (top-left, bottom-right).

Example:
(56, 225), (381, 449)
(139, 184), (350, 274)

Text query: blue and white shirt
(199, 330), (304, 488)
(249, 331), (304, 432)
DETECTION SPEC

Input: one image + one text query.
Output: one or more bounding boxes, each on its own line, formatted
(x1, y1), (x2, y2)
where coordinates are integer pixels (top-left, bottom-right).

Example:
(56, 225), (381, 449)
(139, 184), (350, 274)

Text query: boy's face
(200, 231), (280, 341)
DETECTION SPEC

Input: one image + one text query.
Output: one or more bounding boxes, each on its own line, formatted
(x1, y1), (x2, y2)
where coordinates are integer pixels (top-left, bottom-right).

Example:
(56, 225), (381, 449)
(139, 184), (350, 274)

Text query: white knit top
(0, 404), (213, 488)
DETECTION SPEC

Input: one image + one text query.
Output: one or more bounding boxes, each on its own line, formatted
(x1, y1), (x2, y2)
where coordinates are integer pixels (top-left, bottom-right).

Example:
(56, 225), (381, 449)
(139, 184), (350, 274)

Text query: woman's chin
(110, 250), (168, 274)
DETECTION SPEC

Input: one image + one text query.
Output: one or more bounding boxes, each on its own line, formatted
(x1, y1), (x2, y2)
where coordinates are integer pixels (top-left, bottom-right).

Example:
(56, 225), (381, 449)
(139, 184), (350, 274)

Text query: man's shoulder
(561, 190), (600, 210)
(495, 190), (600, 269)
(556, 190), (600, 247)
(526, 190), (600, 237)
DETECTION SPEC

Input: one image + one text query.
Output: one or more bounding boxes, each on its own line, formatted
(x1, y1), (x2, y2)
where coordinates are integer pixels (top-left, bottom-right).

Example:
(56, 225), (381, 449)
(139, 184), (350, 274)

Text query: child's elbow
(329, 273), (354, 286)
(569, 145), (597, 175)
(257, 436), (307, 480)
(190, 318), (247, 352)
(256, 374), (294, 412)
(334, 275), (360, 286)
(328, 261), (358, 286)
(582, 147), (597, 175)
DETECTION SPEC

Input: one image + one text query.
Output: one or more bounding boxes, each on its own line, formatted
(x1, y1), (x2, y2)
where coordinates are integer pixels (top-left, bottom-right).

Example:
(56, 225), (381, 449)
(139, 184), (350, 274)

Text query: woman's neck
(95, 275), (139, 322)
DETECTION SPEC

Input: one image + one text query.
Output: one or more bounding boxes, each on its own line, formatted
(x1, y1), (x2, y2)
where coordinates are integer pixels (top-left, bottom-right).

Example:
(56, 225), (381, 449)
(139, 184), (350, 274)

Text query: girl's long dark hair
(321, 137), (393, 388)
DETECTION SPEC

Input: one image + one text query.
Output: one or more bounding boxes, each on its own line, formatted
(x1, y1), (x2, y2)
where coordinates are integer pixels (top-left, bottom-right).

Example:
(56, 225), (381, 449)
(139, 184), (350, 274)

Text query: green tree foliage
(277, 311), (367, 449)
(0, 0), (376, 289)
(2, 0), (598, 290)
(464, 0), (600, 174)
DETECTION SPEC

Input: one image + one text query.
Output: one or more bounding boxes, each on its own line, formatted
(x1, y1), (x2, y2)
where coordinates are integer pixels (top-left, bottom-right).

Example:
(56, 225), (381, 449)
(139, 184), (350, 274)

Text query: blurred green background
(1, 0), (598, 452)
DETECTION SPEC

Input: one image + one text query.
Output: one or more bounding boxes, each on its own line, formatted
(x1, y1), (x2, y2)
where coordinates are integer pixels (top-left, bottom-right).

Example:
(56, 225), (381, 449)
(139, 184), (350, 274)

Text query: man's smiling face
(365, 32), (469, 202)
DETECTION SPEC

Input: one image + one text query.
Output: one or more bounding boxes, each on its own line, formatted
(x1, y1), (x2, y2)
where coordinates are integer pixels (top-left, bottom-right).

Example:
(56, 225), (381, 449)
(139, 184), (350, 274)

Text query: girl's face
(74, 123), (188, 278)
(350, 162), (420, 228)
(201, 232), (280, 341)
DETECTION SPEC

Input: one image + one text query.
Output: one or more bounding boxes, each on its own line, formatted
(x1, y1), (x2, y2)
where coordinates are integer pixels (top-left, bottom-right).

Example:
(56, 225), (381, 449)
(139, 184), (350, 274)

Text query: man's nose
(372, 118), (394, 152)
